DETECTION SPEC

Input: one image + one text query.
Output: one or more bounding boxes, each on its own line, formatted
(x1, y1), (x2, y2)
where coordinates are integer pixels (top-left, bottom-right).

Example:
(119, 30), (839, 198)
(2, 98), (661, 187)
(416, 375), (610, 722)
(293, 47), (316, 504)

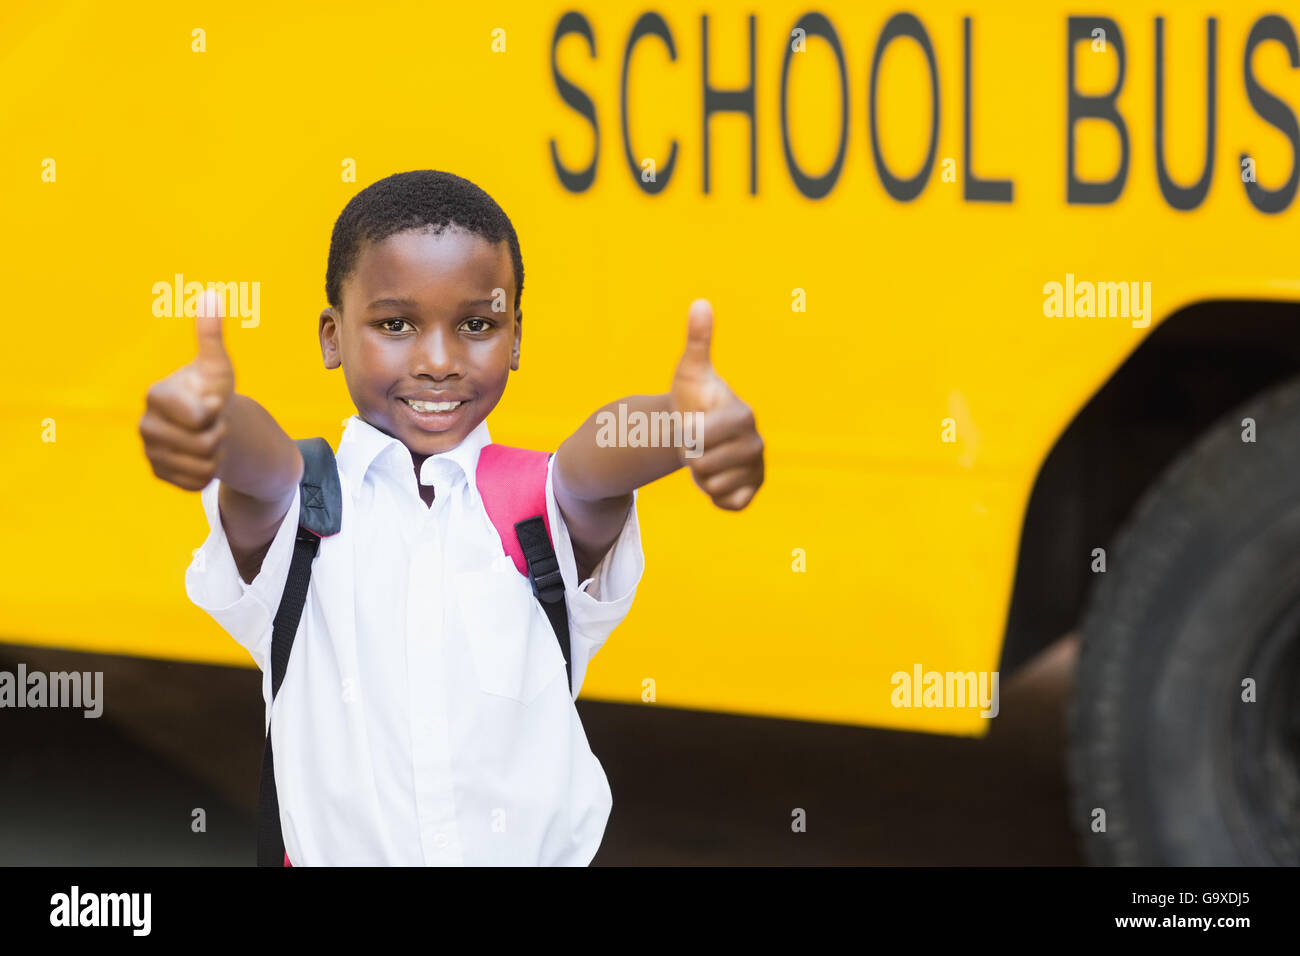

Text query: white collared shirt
(185, 415), (644, 865)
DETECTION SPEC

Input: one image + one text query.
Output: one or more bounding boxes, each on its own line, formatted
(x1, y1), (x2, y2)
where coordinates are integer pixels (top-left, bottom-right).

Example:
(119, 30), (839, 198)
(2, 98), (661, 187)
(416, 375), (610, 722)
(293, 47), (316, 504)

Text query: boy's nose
(410, 326), (462, 378)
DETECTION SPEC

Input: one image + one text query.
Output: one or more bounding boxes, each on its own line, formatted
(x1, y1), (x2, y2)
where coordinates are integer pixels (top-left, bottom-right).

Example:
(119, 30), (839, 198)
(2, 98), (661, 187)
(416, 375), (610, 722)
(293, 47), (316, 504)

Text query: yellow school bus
(3, 1), (1298, 864)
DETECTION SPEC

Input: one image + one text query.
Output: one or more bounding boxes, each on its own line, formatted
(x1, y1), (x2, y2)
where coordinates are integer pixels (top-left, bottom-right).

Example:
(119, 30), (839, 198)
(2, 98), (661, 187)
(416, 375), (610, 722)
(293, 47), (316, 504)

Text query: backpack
(256, 436), (571, 867)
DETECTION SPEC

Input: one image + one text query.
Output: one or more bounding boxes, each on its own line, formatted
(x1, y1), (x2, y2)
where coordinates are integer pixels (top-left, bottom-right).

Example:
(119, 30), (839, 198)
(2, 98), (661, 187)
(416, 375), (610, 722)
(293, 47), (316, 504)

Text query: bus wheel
(1067, 373), (1300, 865)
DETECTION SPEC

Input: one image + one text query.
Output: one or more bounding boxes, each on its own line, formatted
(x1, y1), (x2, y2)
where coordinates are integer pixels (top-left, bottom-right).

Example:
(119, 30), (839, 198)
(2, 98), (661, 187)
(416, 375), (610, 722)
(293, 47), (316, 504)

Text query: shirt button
(434, 833), (449, 848)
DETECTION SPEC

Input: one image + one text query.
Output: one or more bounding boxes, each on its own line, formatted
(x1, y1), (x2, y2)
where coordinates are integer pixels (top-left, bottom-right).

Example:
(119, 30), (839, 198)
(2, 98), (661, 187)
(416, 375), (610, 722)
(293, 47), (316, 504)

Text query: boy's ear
(510, 309), (522, 371)
(320, 308), (341, 369)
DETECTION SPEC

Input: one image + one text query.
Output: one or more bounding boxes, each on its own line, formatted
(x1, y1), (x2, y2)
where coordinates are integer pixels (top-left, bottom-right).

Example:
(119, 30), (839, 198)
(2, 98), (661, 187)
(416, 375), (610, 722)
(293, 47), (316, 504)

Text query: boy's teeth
(404, 398), (462, 412)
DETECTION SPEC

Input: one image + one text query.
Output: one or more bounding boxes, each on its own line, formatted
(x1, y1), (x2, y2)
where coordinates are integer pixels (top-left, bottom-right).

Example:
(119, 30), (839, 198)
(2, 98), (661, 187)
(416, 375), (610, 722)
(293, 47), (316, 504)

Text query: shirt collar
(336, 414), (492, 496)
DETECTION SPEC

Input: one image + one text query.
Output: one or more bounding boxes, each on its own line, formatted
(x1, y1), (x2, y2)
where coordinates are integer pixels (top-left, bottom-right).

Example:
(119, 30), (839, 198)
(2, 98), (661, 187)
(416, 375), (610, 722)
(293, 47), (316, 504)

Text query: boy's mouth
(400, 397), (464, 413)
(398, 395), (469, 430)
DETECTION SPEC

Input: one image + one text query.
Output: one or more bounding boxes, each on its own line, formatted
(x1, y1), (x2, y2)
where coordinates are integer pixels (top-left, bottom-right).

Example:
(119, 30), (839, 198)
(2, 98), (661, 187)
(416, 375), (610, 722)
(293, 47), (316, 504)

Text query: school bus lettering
(550, 10), (1299, 212)
(1241, 14), (1300, 212)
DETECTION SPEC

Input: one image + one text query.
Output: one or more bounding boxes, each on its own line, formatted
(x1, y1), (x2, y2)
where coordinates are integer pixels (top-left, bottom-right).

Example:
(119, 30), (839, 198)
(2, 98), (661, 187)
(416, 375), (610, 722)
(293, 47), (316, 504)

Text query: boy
(139, 170), (764, 865)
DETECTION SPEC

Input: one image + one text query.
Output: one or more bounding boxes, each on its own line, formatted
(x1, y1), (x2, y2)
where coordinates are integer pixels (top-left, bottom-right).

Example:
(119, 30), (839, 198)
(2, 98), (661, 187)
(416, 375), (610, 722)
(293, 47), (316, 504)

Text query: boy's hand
(669, 299), (764, 510)
(139, 290), (235, 491)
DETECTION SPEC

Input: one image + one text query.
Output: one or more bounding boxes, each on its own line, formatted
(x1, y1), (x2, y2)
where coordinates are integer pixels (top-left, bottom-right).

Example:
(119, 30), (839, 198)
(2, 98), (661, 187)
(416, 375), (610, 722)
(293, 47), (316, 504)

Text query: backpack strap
(258, 436), (341, 868)
(475, 444), (572, 694)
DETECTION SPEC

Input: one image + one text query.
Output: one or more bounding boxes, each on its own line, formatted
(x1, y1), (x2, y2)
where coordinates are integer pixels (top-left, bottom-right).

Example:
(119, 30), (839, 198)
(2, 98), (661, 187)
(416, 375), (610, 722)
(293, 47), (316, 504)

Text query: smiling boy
(140, 169), (764, 865)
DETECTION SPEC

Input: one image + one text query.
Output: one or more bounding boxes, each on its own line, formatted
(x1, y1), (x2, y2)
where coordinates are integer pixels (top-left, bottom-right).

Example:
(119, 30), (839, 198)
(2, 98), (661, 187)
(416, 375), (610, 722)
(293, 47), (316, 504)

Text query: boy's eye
(462, 318), (491, 333)
(379, 318), (413, 333)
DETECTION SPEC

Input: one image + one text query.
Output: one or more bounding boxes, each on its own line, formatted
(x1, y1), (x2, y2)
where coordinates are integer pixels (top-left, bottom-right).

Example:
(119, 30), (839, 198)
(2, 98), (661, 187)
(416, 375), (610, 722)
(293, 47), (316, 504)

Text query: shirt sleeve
(184, 477), (302, 674)
(544, 454), (645, 700)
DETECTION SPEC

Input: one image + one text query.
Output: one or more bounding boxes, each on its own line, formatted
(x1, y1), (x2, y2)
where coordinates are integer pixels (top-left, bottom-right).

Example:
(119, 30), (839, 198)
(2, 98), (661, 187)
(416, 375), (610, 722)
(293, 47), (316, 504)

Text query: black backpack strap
(514, 515), (572, 692)
(476, 446), (573, 697)
(257, 437), (341, 867)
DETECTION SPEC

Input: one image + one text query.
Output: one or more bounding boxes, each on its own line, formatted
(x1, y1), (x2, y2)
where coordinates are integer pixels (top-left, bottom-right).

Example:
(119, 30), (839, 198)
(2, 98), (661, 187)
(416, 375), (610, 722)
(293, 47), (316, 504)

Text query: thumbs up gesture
(669, 299), (764, 510)
(139, 290), (236, 491)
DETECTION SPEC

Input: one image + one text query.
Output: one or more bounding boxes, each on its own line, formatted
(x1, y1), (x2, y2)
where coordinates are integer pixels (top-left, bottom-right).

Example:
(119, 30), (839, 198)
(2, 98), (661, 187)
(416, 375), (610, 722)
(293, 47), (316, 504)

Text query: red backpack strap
(476, 444), (572, 691)
(476, 443), (554, 574)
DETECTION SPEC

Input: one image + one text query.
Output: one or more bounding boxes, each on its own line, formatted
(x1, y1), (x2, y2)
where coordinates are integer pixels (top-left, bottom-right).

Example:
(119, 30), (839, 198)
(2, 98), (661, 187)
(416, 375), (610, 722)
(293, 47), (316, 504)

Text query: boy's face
(319, 226), (521, 465)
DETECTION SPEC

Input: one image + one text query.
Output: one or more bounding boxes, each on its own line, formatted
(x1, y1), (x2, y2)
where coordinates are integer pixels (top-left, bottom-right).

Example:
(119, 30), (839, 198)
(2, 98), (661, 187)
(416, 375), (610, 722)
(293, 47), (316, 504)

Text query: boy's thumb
(195, 289), (228, 364)
(679, 299), (713, 372)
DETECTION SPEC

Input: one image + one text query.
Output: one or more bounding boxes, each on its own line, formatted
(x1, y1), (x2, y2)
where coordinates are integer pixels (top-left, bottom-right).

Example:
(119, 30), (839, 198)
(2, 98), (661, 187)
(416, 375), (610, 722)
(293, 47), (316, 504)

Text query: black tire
(1068, 373), (1300, 865)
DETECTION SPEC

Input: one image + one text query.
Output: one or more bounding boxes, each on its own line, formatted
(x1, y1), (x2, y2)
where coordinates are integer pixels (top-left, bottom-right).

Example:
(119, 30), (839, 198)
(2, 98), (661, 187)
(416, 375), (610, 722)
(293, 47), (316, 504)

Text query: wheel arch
(999, 299), (1300, 675)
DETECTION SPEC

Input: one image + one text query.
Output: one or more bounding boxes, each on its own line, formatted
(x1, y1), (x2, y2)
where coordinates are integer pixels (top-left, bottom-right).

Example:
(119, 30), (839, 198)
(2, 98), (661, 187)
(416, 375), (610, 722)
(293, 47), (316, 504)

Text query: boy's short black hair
(325, 169), (524, 314)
